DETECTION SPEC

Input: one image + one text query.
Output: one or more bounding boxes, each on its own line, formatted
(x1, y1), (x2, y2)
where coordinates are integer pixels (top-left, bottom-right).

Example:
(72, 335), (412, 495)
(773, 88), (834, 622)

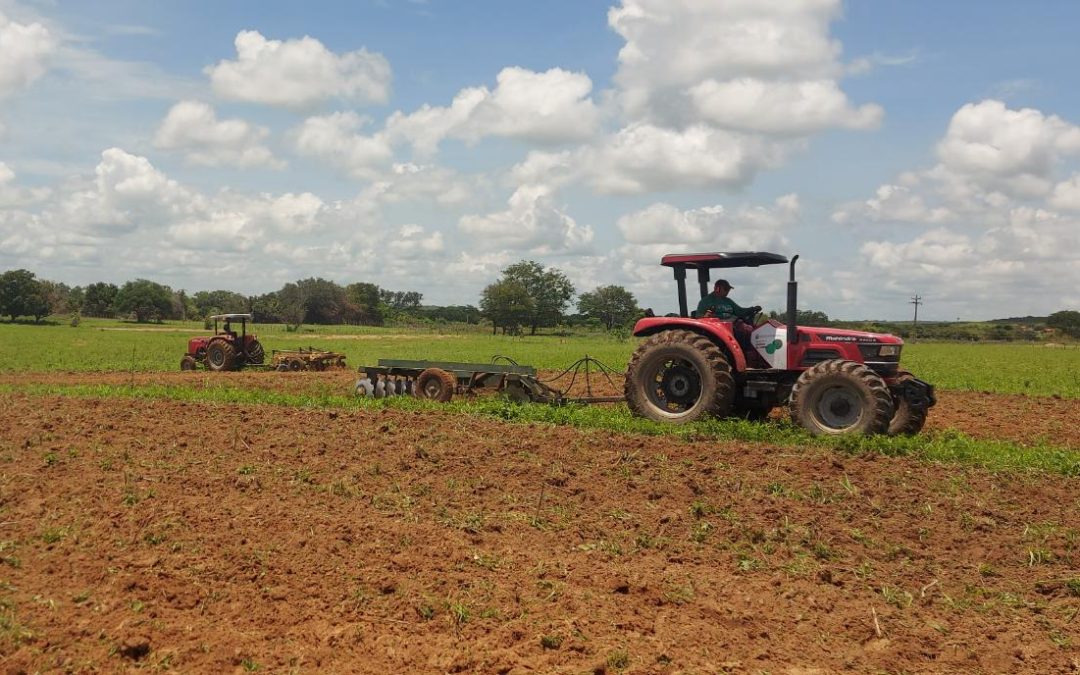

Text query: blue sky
(2, 0), (1079, 320)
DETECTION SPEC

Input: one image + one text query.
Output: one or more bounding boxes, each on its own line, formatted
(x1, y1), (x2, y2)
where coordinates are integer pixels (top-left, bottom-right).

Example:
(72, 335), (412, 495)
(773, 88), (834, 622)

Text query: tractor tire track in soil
(0, 393), (1077, 672)
(1, 370), (1077, 448)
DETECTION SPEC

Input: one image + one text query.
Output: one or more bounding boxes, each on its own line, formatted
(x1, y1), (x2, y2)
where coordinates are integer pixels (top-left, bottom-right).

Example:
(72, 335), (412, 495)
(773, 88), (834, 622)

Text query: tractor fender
(631, 317), (748, 372)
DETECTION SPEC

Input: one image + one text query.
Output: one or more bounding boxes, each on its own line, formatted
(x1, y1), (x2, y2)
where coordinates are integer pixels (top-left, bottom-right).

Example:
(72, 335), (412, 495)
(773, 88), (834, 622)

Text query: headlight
(879, 345), (901, 357)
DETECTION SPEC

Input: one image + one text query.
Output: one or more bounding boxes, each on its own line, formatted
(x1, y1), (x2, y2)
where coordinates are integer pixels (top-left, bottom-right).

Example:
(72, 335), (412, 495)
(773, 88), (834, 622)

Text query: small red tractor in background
(625, 252), (936, 436)
(180, 313), (265, 372)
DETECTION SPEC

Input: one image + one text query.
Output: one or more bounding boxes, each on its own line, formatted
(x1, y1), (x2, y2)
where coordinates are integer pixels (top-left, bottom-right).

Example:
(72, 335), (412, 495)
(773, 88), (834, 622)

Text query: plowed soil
(1, 384), (1078, 673)
(2, 369), (1078, 448)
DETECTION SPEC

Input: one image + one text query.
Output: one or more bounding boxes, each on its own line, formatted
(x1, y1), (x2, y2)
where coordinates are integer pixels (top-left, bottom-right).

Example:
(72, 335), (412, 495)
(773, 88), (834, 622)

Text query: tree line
(0, 262), (646, 332)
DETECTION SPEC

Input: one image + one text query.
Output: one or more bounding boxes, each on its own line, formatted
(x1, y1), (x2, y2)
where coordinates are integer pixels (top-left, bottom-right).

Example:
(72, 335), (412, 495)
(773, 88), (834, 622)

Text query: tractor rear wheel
(888, 370), (929, 435)
(180, 355), (197, 371)
(789, 359), (894, 436)
(205, 341), (237, 372)
(625, 329), (734, 423)
(414, 368), (456, 402)
(247, 339), (265, 365)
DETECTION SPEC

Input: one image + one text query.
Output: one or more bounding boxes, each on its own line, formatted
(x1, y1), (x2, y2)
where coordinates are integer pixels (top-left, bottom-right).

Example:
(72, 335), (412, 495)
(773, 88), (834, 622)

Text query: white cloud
(459, 184), (594, 253)
(689, 78), (882, 134)
(386, 66), (600, 154)
(936, 100), (1080, 197)
(292, 111), (393, 179)
(1050, 174), (1080, 211)
(617, 194), (798, 247)
(0, 11), (55, 97)
(832, 184), (954, 225)
(154, 101), (283, 169)
(207, 30), (391, 108)
(585, 123), (785, 194)
(0, 161), (50, 207)
(607, 0), (875, 133)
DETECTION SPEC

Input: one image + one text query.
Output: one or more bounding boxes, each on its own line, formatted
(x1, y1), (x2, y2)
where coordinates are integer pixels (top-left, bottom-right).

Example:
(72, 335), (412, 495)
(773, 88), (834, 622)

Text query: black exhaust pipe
(787, 255), (799, 342)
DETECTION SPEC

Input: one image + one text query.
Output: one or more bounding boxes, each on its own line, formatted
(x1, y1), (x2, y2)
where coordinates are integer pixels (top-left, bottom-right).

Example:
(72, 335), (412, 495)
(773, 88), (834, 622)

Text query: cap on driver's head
(714, 279), (733, 290)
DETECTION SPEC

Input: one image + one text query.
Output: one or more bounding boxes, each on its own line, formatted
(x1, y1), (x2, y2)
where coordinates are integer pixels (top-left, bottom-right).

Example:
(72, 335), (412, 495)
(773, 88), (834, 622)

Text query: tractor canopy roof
(209, 313), (253, 321)
(660, 251), (788, 270)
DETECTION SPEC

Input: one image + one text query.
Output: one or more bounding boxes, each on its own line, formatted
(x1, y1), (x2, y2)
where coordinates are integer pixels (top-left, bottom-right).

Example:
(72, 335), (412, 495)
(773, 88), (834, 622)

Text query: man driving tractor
(696, 279), (762, 358)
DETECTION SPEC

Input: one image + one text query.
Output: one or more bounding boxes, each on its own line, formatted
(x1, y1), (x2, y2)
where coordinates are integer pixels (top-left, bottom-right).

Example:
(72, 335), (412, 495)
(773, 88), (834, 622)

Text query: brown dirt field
(2, 369), (1077, 448)
(1, 393), (1078, 673)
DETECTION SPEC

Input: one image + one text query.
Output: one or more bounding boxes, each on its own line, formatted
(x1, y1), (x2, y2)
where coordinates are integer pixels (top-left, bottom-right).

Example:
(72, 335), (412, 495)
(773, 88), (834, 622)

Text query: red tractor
(180, 313), (265, 372)
(625, 252), (935, 436)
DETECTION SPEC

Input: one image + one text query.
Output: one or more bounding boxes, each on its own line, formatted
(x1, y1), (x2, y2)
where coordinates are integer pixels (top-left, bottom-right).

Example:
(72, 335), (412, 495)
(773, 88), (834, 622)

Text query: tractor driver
(696, 279), (761, 323)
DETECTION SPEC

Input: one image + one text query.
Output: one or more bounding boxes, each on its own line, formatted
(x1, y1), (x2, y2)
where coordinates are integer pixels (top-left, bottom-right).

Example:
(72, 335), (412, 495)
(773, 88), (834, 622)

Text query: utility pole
(910, 294), (922, 341)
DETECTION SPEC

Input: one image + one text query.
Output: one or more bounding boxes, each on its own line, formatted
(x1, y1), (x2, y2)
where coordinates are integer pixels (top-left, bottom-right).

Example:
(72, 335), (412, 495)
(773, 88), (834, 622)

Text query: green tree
(82, 282), (118, 317)
(767, 308), (832, 327)
(294, 277), (348, 324)
(479, 279), (533, 335)
(192, 290), (249, 319)
(501, 260), (575, 334)
(1047, 310), (1080, 338)
(346, 282), (383, 325)
(114, 279), (175, 322)
(276, 283), (306, 330)
(0, 269), (49, 321)
(577, 285), (640, 330)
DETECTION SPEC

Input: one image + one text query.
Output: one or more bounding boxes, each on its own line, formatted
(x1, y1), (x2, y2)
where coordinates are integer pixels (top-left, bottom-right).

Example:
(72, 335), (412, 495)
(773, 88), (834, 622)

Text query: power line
(910, 294), (922, 340)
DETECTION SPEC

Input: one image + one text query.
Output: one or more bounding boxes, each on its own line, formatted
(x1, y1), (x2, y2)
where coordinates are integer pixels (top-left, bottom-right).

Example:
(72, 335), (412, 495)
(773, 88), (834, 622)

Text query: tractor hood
(798, 326), (903, 345)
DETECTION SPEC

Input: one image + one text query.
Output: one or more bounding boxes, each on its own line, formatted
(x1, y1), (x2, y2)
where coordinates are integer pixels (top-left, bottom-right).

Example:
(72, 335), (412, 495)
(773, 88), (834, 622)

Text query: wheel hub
(649, 360), (701, 412)
(816, 386), (861, 429)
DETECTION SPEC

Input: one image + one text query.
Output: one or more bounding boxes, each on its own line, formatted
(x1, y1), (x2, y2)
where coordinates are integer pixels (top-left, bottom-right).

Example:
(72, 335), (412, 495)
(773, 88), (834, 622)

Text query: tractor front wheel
(888, 371), (929, 435)
(205, 341), (237, 372)
(180, 355), (197, 371)
(789, 360), (894, 436)
(414, 368), (456, 402)
(625, 329), (735, 423)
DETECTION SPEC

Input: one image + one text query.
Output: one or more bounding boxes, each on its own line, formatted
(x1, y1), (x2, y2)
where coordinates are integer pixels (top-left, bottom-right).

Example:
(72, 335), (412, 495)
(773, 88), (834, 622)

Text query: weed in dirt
(40, 527), (68, 544)
(977, 563), (1000, 577)
(237, 464), (257, 475)
(416, 601), (436, 621)
(1066, 578), (1080, 597)
(607, 648), (631, 670)
(540, 634), (562, 650)
(690, 521), (713, 544)
(448, 600), (470, 626)
(240, 657), (262, 672)
(880, 585), (914, 609)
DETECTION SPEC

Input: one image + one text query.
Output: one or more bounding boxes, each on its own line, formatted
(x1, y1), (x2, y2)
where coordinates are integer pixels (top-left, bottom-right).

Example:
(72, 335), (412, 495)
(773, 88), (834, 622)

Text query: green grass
(3, 381), (1077, 476)
(0, 317), (632, 373)
(2, 318), (1078, 398)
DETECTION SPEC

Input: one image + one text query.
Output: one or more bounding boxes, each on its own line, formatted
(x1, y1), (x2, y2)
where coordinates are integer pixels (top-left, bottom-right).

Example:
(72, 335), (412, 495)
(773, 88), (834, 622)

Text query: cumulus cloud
(0, 11), (55, 97)
(832, 184), (955, 225)
(689, 78), (882, 134)
(936, 100), (1080, 197)
(386, 67), (600, 154)
(154, 101), (283, 169)
(458, 184), (594, 253)
(292, 111), (394, 179)
(0, 162), (51, 207)
(833, 99), (1080, 317)
(606, 0), (878, 137)
(616, 194), (798, 247)
(206, 30), (391, 108)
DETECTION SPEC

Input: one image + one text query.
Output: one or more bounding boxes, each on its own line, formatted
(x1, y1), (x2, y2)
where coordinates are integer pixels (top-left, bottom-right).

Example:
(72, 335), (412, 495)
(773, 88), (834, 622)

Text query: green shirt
(696, 294), (751, 320)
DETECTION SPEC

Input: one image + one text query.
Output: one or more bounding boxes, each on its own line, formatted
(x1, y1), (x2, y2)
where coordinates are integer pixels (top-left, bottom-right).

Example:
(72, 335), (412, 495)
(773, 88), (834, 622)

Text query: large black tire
(246, 339), (265, 365)
(205, 340), (237, 372)
(888, 370), (929, 435)
(180, 355), (197, 371)
(414, 368), (456, 402)
(625, 329), (735, 423)
(789, 360), (894, 436)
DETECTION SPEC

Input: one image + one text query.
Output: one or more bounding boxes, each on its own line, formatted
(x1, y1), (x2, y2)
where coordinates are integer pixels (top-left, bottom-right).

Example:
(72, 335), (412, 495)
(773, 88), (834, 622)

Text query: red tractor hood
(798, 326), (903, 345)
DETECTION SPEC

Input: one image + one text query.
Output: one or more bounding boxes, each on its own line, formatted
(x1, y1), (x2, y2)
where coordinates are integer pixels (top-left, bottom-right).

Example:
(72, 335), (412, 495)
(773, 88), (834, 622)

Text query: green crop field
(1, 318), (1078, 398)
